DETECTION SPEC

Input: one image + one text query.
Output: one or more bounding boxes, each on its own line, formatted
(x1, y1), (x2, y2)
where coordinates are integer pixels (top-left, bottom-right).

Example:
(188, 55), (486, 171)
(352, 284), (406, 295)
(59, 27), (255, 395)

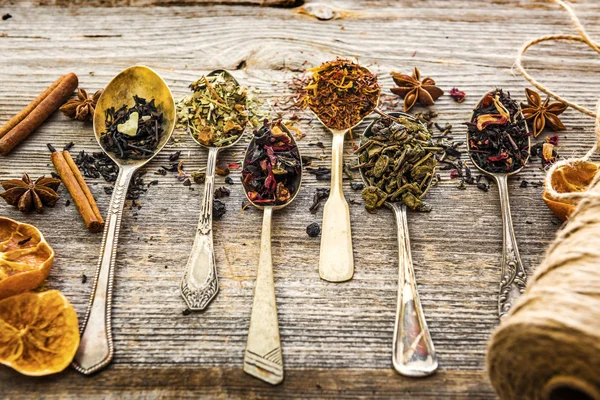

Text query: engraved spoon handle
(495, 174), (527, 318)
(73, 165), (136, 375)
(244, 206), (284, 385)
(181, 146), (219, 310)
(319, 129), (354, 282)
(390, 202), (437, 377)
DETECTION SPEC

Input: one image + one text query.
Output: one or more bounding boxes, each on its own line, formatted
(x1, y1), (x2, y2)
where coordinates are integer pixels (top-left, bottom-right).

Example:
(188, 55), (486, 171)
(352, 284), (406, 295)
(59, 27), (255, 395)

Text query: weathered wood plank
(0, 367), (496, 399)
(18, 0), (301, 7)
(0, 0), (599, 397)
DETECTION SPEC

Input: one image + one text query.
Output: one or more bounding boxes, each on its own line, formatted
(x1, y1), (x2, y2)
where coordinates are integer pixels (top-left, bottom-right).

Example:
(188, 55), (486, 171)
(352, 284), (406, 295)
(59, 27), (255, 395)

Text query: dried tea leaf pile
(100, 95), (165, 160)
(358, 116), (439, 212)
(177, 72), (248, 147)
(242, 121), (301, 205)
(301, 59), (380, 131)
(467, 89), (529, 173)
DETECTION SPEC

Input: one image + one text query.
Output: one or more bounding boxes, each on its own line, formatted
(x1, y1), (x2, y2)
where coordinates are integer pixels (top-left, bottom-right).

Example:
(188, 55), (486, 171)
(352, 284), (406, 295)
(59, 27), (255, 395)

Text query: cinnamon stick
(48, 144), (104, 233)
(0, 77), (64, 140)
(62, 149), (104, 225)
(0, 73), (79, 156)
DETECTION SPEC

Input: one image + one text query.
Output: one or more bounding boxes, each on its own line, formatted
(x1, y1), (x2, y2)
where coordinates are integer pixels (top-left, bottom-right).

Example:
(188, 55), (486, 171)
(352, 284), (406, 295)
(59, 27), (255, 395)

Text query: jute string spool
(488, 1), (600, 399)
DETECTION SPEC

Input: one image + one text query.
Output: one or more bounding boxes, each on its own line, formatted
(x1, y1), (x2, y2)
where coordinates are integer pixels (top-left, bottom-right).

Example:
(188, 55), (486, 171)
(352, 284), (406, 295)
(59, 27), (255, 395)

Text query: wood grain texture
(1, 0), (599, 398)
(25, 0), (301, 7)
(0, 367), (496, 399)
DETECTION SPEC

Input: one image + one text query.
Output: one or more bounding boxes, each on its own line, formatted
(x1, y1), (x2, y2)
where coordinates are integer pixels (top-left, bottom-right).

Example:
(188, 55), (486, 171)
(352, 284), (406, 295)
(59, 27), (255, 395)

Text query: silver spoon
(467, 90), (530, 318)
(359, 112), (437, 377)
(73, 65), (176, 375)
(241, 122), (302, 385)
(310, 66), (380, 283)
(180, 70), (248, 311)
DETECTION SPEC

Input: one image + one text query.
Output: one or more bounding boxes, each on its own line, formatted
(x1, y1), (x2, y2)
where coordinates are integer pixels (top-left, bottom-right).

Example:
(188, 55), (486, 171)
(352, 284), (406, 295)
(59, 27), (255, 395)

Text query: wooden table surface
(1, 0), (599, 398)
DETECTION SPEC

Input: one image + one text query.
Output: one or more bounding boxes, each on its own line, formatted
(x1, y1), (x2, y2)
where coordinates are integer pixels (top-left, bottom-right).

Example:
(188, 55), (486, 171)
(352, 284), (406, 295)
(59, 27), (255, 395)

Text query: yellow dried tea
(177, 72), (248, 147)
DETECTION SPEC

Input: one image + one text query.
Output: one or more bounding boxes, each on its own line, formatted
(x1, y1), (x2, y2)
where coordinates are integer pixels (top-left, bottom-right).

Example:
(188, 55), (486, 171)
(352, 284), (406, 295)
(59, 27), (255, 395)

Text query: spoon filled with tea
(358, 112), (438, 377)
(177, 70), (248, 311)
(302, 58), (380, 283)
(466, 89), (530, 318)
(73, 65), (176, 375)
(241, 120), (302, 385)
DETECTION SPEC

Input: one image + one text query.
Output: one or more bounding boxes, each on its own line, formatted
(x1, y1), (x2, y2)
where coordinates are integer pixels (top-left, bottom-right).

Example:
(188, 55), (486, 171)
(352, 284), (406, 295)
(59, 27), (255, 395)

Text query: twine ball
(487, 188), (600, 400)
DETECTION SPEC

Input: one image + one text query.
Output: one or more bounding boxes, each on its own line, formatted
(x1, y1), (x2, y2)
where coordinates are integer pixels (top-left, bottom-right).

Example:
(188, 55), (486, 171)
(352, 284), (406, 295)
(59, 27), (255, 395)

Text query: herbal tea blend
(467, 89), (529, 173)
(301, 59), (379, 130)
(100, 95), (165, 160)
(358, 116), (439, 212)
(242, 121), (301, 205)
(177, 72), (248, 147)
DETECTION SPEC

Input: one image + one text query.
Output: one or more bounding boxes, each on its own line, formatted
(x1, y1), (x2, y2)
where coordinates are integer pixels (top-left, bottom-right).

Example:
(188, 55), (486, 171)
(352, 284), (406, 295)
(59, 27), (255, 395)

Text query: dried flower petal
(546, 134), (559, 146)
(449, 87), (467, 103)
(542, 142), (556, 166)
(476, 114), (508, 131)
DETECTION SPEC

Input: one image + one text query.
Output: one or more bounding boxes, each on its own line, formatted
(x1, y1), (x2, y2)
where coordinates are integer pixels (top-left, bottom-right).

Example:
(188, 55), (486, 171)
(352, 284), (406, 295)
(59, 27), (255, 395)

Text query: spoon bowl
(466, 91), (531, 177)
(358, 111), (433, 202)
(74, 65), (175, 375)
(467, 89), (530, 318)
(242, 123), (303, 211)
(186, 69), (248, 151)
(93, 65), (176, 166)
(358, 111), (437, 377)
(180, 69), (249, 311)
(241, 122), (302, 385)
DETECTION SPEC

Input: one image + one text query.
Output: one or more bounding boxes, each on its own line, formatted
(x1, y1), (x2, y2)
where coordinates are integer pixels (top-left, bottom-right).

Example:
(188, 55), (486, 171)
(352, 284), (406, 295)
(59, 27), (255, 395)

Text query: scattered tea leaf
(306, 222), (321, 237)
(213, 198), (227, 219)
(309, 188), (330, 213)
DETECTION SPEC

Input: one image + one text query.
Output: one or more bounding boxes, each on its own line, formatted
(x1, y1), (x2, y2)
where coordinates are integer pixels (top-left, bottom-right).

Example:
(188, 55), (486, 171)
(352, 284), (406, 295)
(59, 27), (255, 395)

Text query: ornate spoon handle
(319, 129), (354, 282)
(244, 206), (284, 385)
(495, 175), (527, 318)
(73, 165), (136, 375)
(389, 202), (437, 377)
(181, 147), (219, 310)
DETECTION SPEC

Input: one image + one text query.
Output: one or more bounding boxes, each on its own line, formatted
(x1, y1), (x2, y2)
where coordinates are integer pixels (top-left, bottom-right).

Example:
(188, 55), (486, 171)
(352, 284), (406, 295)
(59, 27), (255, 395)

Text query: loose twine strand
(515, 0), (600, 203)
(489, 2), (600, 399)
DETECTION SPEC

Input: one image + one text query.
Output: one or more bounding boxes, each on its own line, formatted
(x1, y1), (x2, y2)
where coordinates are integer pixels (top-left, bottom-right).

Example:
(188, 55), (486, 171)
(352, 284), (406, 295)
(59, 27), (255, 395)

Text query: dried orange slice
(0, 290), (79, 376)
(0, 217), (54, 300)
(543, 161), (599, 221)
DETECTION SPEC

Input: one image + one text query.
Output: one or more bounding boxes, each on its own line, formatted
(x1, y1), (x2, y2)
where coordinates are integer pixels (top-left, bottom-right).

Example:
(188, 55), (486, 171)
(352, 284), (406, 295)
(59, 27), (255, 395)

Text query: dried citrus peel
(0, 291), (79, 376)
(0, 217), (54, 300)
(543, 161), (600, 221)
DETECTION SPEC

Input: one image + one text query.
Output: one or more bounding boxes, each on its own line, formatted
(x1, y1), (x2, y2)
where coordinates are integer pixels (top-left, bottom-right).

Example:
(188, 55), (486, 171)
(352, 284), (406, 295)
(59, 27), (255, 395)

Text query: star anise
(521, 88), (567, 137)
(60, 88), (103, 122)
(390, 67), (444, 112)
(0, 173), (61, 213)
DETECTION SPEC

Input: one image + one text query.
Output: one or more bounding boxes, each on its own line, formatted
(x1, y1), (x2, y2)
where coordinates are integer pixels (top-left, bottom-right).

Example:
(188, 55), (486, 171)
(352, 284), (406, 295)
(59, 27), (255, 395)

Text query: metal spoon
(241, 122), (302, 385)
(73, 65), (176, 375)
(359, 112), (437, 377)
(311, 68), (380, 283)
(180, 70), (248, 311)
(467, 90), (530, 318)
